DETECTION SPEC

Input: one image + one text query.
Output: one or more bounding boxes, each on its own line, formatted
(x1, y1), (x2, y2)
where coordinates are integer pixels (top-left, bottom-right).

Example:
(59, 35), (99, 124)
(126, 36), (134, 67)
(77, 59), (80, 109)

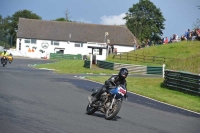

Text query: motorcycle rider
(1, 50), (8, 64)
(91, 68), (129, 103)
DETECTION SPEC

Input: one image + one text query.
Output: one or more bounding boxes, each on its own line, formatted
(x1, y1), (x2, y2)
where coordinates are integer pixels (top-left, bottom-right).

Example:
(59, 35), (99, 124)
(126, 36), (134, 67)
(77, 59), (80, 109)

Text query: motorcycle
(7, 55), (13, 64)
(86, 77), (127, 120)
(1, 56), (7, 67)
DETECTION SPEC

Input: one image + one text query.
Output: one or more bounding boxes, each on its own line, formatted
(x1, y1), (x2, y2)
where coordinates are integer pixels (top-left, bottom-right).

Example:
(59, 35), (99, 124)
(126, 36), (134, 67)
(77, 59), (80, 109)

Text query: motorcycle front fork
(109, 95), (116, 109)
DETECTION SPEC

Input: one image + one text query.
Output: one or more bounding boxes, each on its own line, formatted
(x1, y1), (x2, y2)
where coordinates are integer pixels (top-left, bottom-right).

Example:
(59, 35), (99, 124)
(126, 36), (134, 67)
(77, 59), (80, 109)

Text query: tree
(0, 15), (12, 47)
(123, 0), (166, 43)
(53, 17), (73, 22)
(0, 15), (5, 43)
(193, 19), (200, 29)
(54, 17), (67, 21)
(7, 10), (41, 47)
(0, 15), (6, 46)
(192, 6), (200, 30)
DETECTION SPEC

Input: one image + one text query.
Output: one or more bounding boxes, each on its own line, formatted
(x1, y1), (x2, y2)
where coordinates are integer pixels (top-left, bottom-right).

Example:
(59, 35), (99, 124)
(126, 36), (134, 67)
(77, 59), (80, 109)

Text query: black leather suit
(94, 75), (127, 100)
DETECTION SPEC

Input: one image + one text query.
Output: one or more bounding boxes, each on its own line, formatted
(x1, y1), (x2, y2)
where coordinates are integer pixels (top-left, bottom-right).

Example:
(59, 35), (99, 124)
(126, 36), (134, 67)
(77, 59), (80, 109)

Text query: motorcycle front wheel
(86, 104), (98, 115)
(105, 100), (122, 120)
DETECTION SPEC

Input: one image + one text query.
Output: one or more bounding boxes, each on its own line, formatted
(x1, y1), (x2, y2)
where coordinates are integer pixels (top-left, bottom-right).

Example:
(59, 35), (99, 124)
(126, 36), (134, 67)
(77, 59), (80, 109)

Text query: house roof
(17, 18), (137, 46)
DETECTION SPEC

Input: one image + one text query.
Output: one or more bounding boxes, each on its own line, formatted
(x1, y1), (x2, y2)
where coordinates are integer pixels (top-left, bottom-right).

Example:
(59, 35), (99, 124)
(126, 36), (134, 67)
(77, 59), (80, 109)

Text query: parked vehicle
(86, 79), (127, 120)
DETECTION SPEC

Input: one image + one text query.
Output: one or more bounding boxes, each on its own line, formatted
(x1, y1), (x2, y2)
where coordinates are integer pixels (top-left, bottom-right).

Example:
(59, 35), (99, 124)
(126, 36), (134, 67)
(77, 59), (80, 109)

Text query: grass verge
(85, 76), (200, 113)
(34, 60), (118, 74)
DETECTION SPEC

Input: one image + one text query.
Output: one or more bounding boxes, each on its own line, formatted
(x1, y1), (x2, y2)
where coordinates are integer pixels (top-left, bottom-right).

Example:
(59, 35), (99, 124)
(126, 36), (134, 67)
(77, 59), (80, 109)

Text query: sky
(0, 0), (199, 39)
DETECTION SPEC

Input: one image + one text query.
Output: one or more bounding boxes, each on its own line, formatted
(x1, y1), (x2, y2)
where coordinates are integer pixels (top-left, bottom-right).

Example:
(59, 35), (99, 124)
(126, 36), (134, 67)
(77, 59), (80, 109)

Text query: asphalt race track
(0, 58), (199, 133)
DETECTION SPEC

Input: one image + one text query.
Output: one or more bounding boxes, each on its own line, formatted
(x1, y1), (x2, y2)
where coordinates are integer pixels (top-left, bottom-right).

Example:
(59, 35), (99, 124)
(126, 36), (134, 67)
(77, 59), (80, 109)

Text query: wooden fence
(113, 53), (174, 64)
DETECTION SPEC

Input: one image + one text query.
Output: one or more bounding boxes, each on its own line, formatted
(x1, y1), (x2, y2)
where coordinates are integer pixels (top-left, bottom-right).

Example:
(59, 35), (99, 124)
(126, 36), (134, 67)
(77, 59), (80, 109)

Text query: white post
(163, 64), (166, 78)
(90, 54), (93, 69)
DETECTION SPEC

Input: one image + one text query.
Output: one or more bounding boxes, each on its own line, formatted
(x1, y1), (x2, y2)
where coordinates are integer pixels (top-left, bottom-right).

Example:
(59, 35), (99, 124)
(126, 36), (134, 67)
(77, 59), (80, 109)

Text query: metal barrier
(96, 60), (163, 75)
(84, 60), (90, 68)
(50, 53), (82, 60)
(147, 66), (163, 75)
(97, 60), (114, 70)
(164, 70), (200, 95)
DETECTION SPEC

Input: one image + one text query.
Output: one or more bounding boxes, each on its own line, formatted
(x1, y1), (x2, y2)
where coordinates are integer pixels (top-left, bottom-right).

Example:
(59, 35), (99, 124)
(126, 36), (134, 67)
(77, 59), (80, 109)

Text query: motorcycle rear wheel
(105, 100), (122, 120)
(86, 104), (98, 115)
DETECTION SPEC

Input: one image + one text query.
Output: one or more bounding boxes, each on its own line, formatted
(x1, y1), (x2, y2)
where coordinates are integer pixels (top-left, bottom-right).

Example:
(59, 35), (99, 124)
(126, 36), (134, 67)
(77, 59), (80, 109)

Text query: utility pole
(64, 9), (71, 21)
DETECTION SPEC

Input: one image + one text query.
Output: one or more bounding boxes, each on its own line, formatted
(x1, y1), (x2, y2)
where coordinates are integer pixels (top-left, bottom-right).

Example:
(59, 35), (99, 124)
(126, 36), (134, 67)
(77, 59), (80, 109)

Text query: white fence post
(90, 54), (92, 69)
(163, 64), (166, 78)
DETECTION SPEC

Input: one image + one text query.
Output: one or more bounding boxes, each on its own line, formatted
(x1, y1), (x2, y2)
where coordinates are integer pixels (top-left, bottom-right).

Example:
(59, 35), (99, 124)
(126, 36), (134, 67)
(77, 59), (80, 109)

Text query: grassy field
(107, 41), (200, 73)
(34, 41), (200, 113)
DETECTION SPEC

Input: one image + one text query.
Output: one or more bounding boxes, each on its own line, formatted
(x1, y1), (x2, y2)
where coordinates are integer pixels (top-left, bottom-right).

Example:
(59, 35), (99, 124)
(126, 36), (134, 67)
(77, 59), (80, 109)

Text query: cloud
(100, 13), (126, 25)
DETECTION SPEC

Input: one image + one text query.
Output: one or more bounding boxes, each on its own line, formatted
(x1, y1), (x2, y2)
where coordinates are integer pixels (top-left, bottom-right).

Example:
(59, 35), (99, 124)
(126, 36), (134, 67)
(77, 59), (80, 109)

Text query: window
(99, 49), (102, 55)
(51, 41), (59, 46)
(74, 43), (83, 47)
(24, 39), (30, 43)
(31, 39), (36, 44)
(93, 49), (100, 55)
(24, 39), (37, 44)
(93, 49), (99, 52)
(56, 50), (64, 54)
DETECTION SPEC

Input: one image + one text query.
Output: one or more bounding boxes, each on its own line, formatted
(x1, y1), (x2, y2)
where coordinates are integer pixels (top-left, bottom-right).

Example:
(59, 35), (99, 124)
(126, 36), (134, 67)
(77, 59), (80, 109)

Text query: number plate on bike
(118, 86), (126, 96)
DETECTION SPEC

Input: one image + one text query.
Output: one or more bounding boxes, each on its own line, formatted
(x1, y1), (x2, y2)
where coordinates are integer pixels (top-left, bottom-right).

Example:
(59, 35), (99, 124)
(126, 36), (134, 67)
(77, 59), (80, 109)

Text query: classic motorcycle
(86, 78), (127, 120)
(1, 56), (7, 67)
(7, 54), (13, 64)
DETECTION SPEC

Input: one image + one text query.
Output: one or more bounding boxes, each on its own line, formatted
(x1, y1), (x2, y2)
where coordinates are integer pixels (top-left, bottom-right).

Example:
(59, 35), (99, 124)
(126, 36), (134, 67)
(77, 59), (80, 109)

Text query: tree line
(0, 9), (71, 48)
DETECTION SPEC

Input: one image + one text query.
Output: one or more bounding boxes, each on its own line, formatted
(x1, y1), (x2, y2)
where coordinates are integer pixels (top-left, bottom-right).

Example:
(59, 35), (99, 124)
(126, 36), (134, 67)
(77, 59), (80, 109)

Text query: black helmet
(118, 68), (128, 79)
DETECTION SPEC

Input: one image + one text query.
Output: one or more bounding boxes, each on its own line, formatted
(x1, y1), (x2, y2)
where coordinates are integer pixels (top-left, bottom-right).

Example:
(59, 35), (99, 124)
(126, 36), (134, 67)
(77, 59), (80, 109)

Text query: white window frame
(24, 39), (30, 43)
(74, 43), (83, 47)
(24, 39), (37, 44)
(93, 49), (100, 55)
(51, 41), (59, 46)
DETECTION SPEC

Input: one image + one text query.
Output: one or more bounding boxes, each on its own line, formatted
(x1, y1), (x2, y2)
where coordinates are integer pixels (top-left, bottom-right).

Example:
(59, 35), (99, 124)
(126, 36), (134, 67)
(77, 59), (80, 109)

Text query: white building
(16, 18), (137, 60)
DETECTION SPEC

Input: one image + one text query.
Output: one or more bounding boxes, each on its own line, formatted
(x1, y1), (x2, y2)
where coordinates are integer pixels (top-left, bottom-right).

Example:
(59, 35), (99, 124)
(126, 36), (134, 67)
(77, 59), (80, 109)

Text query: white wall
(113, 45), (135, 53)
(96, 49), (107, 61)
(15, 38), (134, 59)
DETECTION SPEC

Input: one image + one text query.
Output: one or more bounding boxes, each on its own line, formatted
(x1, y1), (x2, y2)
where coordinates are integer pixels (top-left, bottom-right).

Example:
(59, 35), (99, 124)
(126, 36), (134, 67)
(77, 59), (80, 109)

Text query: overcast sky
(0, 0), (199, 39)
